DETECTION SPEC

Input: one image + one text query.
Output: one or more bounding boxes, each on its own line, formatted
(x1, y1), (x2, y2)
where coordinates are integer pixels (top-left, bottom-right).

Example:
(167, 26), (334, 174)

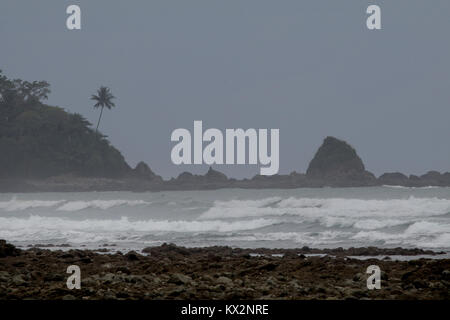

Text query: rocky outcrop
(0, 240), (21, 258)
(166, 167), (232, 190)
(205, 167), (228, 182)
(306, 137), (376, 186)
(131, 162), (162, 182)
(378, 172), (410, 186)
(377, 171), (450, 187)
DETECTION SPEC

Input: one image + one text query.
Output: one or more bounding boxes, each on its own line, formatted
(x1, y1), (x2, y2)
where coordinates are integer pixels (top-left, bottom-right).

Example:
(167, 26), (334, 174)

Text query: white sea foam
(227, 230), (352, 245)
(0, 197), (64, 211)
(404, 221), (450, 235)
(382, 185), (441, 189)
(417, 233), (450, 248)
(319, 216), (407, 230)
(200, 196), (450, 220)
(351, 221), (450, 248)
(0, 197), (150, 212)
(1, 190), (449, 250)
(0, 216), (277, 243)
(56, 200), (150, 211)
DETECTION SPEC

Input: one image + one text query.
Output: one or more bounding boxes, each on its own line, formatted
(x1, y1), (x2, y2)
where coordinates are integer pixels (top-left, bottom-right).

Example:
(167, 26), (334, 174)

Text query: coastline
(1, 241), (449, 300)
(1, 173), (450, 193)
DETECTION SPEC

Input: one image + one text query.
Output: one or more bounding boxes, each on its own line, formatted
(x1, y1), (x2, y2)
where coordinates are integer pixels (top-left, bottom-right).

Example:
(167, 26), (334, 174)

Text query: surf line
(170, 121), (279, 175)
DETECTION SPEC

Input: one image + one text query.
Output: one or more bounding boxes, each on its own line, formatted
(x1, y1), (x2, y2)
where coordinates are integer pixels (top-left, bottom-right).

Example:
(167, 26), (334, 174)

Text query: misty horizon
(2, 0), (450, 179)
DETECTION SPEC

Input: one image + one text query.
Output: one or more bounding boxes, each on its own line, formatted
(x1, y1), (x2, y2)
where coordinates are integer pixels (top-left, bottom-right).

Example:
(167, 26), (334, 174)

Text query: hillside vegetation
(0, 71), (130, 179)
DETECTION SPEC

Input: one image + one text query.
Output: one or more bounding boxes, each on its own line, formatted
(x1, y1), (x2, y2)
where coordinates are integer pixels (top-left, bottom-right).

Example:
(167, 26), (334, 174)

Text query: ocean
(0, 186), (449, 253)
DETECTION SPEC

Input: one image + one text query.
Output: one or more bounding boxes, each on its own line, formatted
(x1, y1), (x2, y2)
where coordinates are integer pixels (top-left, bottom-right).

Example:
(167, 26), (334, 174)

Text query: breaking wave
(0, 197), (64, 211)
(0, 216), (277, 243)
(1, 190), (449, 250)
(56, 200), (149, 212)
(0, 197), (150, 212)
(200, 196), (450, 220)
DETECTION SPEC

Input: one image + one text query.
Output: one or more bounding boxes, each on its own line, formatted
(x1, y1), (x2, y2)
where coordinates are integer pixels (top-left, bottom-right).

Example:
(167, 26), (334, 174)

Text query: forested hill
(0, 71), (131, 179)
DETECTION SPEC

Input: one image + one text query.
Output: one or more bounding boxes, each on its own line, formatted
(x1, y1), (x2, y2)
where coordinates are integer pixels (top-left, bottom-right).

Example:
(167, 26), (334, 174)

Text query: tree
(91, 86), (115, 132)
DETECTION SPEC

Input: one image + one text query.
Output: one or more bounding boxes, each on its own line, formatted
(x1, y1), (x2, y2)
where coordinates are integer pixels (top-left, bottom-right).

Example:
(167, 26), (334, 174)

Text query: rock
(101, 273), (116, 283)
(419, 171), (444, 186)
(0, 240), (21, 258)
(306, 136), (376, 186)
(413, 280), (428, 289)
(12, 275), (26, 286)
(132, 162), (162, 182)
(44, 274), (65, 282)
(125, 251), (140, 261)
(378, 172), (410, 186)
(143, 243), (191, 257)
(258, 262), (278, 271)
(62, 295), (77, 300)
(353, 273), (364, 282)
(0, 271), (10, 282)
(205, 167), (228, 182)
(116, 266), (131, 275)
(169, 273), (192, 285)
(175, 172), (195, 183)
(442, 270), (450, 280)
(103, 290), (116, 300)
(216, 276), (233, 286)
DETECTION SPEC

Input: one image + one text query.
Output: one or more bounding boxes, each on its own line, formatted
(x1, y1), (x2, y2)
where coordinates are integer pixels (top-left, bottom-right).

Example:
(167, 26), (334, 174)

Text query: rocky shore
(0, 241), (449, 300)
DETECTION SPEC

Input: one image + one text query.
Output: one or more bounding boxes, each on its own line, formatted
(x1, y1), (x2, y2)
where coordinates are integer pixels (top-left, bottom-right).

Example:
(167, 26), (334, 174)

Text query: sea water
(0, 186), (449, 254)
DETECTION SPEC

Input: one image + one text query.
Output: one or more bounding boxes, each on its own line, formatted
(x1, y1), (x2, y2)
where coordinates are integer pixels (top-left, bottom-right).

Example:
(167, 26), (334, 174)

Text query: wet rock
(125, 251), (140, 261)
(216, 276), (233, 286)
(12, 275), (26, 286)
(116, 266), (131, 275)
(169, 273), (192, 285)
(0, 242), (448, 300)
(0, 271), (10, 283)
(103, 290), (116, 300)
(0, 240), (21, 258)
(44, 274), (65, 282)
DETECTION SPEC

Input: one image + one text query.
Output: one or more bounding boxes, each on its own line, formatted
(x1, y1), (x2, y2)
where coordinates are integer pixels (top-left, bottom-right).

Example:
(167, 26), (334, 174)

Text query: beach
(0, 242), (449, 300)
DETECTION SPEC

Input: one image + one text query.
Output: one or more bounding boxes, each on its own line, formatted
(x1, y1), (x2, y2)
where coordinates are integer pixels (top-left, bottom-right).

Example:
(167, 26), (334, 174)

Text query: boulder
(0, 240), (21, 258)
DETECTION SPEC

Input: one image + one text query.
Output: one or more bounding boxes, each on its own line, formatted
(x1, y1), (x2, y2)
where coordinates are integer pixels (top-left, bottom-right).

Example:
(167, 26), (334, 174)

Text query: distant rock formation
(3, 131), (450, 191)
(306, 136), (376, 186)
(378, 171), (450, 187)
(378, 172), (409, 186)
(165, 167), (231, 190)
(132, 162), (162, 182)
(205, 167), (228, 182)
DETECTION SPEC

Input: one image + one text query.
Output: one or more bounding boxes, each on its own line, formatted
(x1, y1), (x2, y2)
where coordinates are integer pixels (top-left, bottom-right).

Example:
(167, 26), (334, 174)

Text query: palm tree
(91, 86), (115, 132)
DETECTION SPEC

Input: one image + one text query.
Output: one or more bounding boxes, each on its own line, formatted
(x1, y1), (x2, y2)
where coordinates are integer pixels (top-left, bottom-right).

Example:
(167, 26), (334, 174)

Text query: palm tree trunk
(96, 106), (104, 132)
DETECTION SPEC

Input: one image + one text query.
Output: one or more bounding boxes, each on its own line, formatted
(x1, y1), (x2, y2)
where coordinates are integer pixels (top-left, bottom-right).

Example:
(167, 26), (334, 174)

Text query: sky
(1, 0), (450, 179)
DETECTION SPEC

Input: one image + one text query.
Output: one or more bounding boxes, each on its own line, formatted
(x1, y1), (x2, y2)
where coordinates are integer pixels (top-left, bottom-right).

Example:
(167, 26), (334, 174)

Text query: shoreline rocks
(0, 241), (449, 300)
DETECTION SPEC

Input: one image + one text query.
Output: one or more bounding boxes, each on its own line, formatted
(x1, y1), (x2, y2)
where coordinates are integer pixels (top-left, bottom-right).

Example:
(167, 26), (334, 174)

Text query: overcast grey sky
(1, 0), (449, 178)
